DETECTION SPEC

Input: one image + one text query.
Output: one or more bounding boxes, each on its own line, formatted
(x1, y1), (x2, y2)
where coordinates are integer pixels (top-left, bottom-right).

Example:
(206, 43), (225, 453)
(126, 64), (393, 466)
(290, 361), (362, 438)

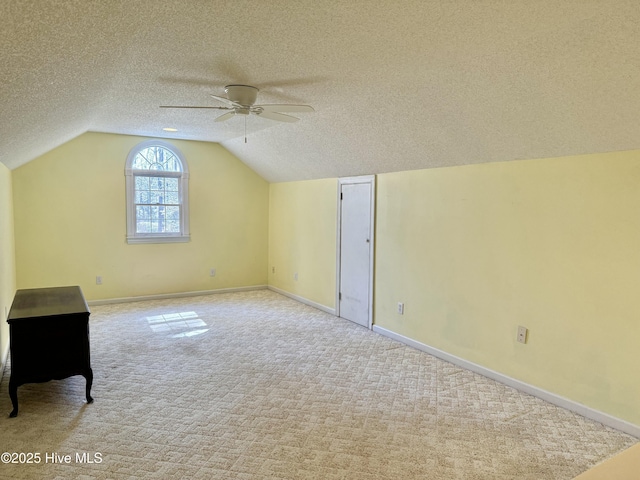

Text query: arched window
(125, 140), (190, 243)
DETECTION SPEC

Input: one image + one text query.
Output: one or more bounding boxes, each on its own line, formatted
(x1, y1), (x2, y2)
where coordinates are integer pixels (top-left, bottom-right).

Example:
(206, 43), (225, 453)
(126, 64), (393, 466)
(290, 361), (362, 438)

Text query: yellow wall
(12, 132), (268, 301)
(375, 150), (640, 426)
(8, 131), (640, 427)
(268, 179), (337, 309)
(0, 163), (16, 365)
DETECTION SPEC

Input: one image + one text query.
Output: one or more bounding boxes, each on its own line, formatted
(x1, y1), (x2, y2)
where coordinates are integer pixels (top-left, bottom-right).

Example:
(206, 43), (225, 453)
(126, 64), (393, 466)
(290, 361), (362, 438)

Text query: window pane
(149, 177), (162, 190)
(150, 206), (160, 232)
(136, 204), (180, 234)
(165, 206), (180, 232)
(165, 178), (179, 191)
(136, 205), (151, 233)
(150, 191), (164, 204)
(132, 150), (151, 170)
(135, 191), (150, 204)
(138, 221), (151, 233)
(165, 191), (179, 204)
(135, 176), (149, 190)
(135, 175), (183, 205)
(132, 146), (182, 172)
(137, 205), (150, 220)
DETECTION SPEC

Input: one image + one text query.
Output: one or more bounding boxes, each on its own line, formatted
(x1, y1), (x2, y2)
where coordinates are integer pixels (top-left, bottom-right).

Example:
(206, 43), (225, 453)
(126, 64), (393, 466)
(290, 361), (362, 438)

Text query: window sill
(126, 235), (190, 245)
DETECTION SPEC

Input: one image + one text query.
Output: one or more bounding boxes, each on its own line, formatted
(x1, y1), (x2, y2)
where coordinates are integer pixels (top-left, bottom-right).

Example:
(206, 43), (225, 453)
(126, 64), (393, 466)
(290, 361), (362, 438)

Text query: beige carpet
(0, 290), (636, 479)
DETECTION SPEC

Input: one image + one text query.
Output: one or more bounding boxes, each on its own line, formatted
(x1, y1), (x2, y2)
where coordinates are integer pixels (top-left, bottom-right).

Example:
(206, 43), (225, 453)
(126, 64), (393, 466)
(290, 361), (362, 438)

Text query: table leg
(9, 377), (18, 418)
(84, 368), (94, 404)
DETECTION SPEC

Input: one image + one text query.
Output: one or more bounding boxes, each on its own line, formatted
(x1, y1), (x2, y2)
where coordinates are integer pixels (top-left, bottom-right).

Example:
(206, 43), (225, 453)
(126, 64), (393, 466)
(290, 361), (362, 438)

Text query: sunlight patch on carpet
(145, 311), (209, 338)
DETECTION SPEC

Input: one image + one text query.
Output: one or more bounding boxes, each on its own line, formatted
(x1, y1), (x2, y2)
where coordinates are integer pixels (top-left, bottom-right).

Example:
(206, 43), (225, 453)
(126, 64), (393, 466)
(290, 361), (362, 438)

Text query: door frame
(335, 175), (376, 329)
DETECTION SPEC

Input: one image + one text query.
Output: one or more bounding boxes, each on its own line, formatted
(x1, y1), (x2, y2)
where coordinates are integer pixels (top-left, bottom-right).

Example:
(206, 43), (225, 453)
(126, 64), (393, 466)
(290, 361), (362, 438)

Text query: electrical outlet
(294, 272), (298, 281)
(272, 266), (276, 274)
(517, 326), (528, 344)
(96, 276), (103, 285)
(397, 302), (404, 315)
(209, 268), (216, 277)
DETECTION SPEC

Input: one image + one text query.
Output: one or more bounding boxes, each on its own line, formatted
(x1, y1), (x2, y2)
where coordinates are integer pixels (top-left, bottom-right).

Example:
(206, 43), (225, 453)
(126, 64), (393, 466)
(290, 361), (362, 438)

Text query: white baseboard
(373, 325), (640, 439)
(87, 285), (268, 306)
(267, 286), (336, 316)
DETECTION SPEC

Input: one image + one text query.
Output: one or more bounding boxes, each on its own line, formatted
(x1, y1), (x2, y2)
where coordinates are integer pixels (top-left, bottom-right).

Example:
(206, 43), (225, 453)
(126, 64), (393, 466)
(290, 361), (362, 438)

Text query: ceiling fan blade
(262, 76), (327, 87)
(215, 111), (237, 122)
(259, 104), (315, 113)
(160, 105), (230, 110)
(210, 94), (237, 106)
(257, 110), (299, 123)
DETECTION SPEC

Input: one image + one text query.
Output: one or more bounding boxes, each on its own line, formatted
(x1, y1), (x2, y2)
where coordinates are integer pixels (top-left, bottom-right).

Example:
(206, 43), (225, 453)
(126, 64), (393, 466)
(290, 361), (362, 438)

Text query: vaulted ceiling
(2, 1), (640, 182)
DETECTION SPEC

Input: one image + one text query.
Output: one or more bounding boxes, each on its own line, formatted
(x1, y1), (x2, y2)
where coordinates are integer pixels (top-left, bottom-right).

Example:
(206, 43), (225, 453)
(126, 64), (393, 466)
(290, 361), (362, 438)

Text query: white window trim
(125, 140), (190, 244)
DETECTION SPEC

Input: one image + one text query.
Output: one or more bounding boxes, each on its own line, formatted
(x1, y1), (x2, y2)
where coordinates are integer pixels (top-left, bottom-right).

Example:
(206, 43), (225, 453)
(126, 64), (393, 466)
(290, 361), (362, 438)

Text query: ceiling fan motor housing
(225, 85), (259, 106)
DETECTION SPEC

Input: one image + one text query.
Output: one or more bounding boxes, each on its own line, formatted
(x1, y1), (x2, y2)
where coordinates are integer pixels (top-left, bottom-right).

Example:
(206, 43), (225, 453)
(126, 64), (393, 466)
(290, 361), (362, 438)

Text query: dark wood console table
(7, 286), (93, 417)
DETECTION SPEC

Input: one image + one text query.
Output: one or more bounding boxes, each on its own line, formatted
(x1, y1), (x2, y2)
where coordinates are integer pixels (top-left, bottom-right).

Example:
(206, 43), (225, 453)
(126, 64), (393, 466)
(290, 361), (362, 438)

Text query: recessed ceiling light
(163, 127), (178, 132)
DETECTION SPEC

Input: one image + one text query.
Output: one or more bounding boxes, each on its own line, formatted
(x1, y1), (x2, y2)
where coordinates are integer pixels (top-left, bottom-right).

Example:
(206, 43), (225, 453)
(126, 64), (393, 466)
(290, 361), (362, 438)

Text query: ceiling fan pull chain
(244, 115), (247, 143)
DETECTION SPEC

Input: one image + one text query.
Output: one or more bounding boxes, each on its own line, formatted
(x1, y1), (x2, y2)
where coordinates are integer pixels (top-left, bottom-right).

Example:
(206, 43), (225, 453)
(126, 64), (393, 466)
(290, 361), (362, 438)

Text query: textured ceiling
(2, 0), (640, 182)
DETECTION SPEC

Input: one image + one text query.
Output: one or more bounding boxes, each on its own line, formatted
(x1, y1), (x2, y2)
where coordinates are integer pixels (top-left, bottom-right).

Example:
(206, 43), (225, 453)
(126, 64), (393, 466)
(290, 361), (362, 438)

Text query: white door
(338, 177), (374, 328)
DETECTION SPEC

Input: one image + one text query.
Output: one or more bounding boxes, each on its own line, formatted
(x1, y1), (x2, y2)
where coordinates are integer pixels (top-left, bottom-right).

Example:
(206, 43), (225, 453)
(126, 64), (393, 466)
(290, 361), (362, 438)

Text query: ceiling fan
(160, 84), (314, 123)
